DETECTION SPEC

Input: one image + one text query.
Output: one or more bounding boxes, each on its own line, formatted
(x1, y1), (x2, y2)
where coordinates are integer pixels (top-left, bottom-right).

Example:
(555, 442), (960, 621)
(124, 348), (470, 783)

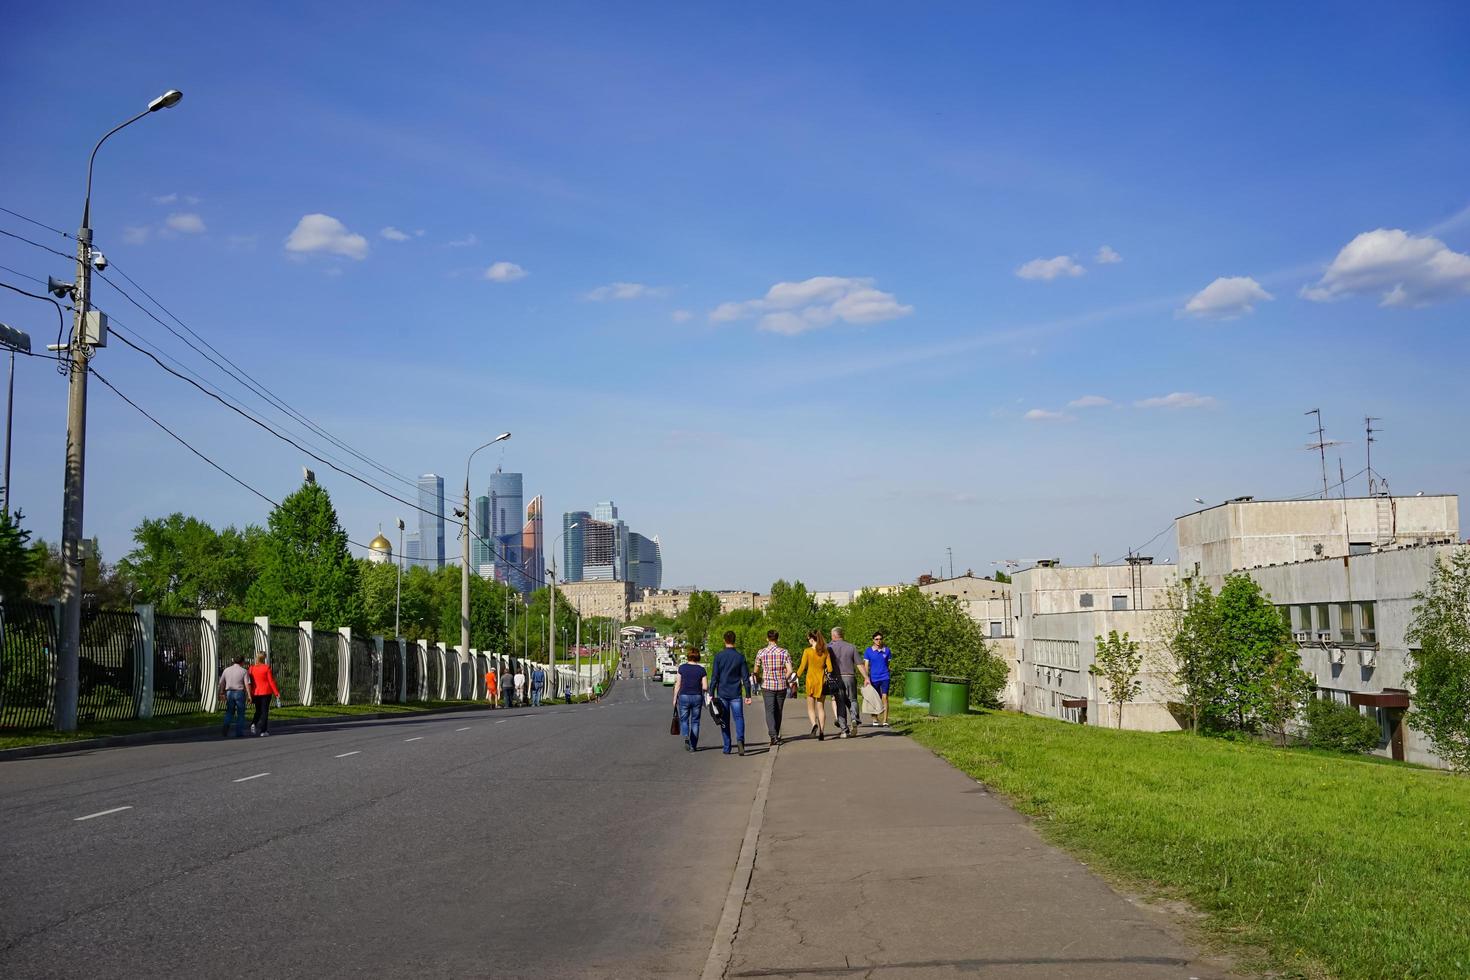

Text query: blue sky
(2, 2), (1468, 591)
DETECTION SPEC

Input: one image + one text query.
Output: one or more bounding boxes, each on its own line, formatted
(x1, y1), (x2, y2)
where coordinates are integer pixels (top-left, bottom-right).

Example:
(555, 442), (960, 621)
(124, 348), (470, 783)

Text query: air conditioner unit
(1315, 631), (1334, 644)
(1359, 649), (1377, 668)
(1328, 648), (1346, 665)
(1292, 631), (1312, 643)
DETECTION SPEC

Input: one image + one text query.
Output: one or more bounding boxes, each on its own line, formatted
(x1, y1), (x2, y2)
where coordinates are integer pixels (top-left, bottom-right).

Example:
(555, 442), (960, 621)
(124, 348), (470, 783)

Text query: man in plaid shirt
(753, 629), (794, 747)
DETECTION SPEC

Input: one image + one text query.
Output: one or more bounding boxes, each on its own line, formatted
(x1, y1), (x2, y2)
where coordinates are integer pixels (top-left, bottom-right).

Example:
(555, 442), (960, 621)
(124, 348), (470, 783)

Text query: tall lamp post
(0, 322), (33, 515)
(54, 90), (183, 732)
(548, 522), (577, 701)
(460, 432), (510, 661)
(394, 517), (405, 636)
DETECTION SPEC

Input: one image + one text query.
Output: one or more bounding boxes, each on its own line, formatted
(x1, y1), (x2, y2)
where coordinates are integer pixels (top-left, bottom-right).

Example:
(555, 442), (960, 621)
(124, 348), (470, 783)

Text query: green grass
(894, 706), (1470, 979)
(0, 700), (486, 750)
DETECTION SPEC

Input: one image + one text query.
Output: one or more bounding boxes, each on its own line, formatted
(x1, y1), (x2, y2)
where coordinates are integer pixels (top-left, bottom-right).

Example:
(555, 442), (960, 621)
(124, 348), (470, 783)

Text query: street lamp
(461, 432), (511, 663)
(0, 322), (33, 515)
(55, 90), (183, 732)
(549, 522), (577, 701)
(394, 517), (405, 636)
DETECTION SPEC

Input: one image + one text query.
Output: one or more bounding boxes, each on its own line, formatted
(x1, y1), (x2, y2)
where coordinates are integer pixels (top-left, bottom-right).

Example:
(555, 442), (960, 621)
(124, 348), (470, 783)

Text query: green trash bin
(929, 675), (970, 716)
(902, 668), (932, 706)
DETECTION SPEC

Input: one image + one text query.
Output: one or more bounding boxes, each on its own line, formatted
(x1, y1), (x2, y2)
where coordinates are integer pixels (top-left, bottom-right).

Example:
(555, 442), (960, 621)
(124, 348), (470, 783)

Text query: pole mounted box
(82, 310), (108, 347)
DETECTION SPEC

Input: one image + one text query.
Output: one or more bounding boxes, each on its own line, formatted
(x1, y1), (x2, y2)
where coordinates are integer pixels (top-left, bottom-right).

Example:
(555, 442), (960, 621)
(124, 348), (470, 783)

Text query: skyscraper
(594, 501), (618, 521)
(416, 474), (446, 568)
(489, 469), (524, 585)
(563, 510), (589, 582)
(404, 531), (421, 564)
(521, 495), (544, 595)
(471, 494), (493, 576)
(629, 532), (663, 590)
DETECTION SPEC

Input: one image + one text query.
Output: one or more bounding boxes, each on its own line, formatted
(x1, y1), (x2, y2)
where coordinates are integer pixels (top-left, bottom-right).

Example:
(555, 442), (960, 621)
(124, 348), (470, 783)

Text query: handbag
(670, 706), (681, 736)
(822, 667), (840, 697)
(708, 696), (725, 724)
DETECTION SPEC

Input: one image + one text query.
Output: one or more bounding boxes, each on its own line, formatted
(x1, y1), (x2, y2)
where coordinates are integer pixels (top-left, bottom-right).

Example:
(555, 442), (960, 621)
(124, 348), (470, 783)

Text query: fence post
(200, 609), (220, 712)
(254, 615), (270, 664)
(436, 642), (450, 699)
(417, 639), (429, 701)
(372, 635), (384, 705)
(338, 627), (352, 705)
(134, 604), (155, 719)
(398, 636), (408, 702)
(299, 621), (314, 707)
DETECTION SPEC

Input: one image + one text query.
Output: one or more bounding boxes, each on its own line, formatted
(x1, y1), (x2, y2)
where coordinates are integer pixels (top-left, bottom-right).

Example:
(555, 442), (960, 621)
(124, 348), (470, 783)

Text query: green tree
(436, 573), (513, 652)
(0, 509), (36, 601)
(1091, 630), (1143, 728)
(1214, 574), (1310, 735)
(844, 586), (1007, 707)
(117, 513), (261, 616)
(1405, 548), (1470, 771)
(764, 579), (819, 653)
(1157, 581), (1220, 733)
(1305, 696), (1382, 754)
(245, 481), (362, 629)
(677, 590), (721, 650)
(992, 570), (1012, 584)
(25, 536), (132, 609)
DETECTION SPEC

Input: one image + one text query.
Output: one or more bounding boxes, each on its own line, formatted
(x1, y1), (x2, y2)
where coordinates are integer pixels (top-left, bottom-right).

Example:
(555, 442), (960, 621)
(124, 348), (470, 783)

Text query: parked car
(661, 664), (678, 686)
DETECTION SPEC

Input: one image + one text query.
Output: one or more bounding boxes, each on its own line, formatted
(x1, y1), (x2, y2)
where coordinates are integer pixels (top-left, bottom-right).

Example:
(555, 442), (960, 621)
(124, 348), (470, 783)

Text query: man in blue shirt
(862, 632), (893, 728)
(711, 631), (753, 755)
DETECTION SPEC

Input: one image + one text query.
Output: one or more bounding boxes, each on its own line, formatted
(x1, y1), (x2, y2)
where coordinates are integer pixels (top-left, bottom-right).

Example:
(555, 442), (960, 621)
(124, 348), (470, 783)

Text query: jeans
(677, 693), (704, 749)
(836, 674), (858, 729)
(531, 687), (542, 706)
(222, 690), (246, 736)
(504, 687), (514, 707)
(251, 694), (272, 734)
(762, 690), (787, 743)
(717, 696), (746, 752)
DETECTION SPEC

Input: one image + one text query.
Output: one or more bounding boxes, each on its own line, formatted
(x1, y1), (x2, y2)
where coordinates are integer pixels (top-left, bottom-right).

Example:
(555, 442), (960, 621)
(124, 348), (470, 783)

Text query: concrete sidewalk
(725, 728), (1236, 979)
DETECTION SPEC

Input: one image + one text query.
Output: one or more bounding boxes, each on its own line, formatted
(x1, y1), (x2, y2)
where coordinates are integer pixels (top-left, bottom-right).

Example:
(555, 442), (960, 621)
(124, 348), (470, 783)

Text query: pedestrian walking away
(485, 667), (498, 708)
(247, 652), (281, 736)
(863, 632), (894, 727)
(753, 630), (794, 747)
(531, 665), (545, 706)
(828, 627), (861, 737)
(797, 631), (833, 741)
(672, 647), (709, 752)
(711, 630), (753, 755)
(217, 655), (250, 738)
(514, 667), (526, 707)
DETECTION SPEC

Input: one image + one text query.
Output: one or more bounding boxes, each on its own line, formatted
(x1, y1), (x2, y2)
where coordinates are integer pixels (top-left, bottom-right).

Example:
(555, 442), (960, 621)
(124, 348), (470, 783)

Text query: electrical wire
(0, 275), (69, 356)
(0, 226), (75, 263)
(0, 206), (72, 240)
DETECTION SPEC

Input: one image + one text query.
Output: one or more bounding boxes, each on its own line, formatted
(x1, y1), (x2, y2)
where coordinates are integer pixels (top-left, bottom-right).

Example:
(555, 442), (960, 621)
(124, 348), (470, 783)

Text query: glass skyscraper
(471, 495), (493, 576)
(417, 474), (445, 569)
(563, 510), (589, 582)
(489, 469), (524, 585)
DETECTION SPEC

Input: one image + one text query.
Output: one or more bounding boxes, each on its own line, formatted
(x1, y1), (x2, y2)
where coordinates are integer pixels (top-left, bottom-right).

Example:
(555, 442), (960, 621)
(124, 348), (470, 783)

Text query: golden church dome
(368, 532), (392, 553)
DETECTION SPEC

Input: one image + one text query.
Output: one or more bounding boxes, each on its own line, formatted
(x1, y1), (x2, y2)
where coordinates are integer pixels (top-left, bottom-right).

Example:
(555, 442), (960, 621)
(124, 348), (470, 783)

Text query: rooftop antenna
(946, 546), (954, 579)
(1365, 416), (1382, 496)
(1304, 409), (1344, 499)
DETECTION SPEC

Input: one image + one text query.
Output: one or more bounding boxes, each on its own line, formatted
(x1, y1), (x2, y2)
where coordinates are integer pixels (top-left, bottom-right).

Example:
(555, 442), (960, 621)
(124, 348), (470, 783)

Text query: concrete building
(812, 590), (852, 607)
(416, 474), (446, 568)
(632, 590), (689, 619)
(716, 591), (758, 613)
(560, 579), (636, 621)
(1011, 558), (1181, 730)
(919, 573), (1018, 675)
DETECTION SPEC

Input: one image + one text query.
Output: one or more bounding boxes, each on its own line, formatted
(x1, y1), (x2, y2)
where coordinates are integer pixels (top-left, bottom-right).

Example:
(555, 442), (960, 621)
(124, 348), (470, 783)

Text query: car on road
(661, 664), (678, 686)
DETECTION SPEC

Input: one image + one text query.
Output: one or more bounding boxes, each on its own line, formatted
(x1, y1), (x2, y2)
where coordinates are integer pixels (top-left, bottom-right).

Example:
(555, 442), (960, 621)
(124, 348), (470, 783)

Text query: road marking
(335, 751), (360, 758)
(701, 742), (776, 980)
(455, 727), (470, 732)
(495, 719), (507, 724)
(75, 806), (132, 822)
(404, 736), (424, 742)
(233, 772), (270, 783)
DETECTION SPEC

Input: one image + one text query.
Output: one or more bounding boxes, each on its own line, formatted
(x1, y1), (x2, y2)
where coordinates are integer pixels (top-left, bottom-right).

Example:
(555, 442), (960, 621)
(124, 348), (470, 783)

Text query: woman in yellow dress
(797, 630), (833, 741)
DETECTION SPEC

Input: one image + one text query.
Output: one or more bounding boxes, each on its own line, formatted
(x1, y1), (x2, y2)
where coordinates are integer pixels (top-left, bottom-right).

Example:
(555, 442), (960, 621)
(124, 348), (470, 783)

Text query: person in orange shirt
(485, 667), (498, 708)
(248, 652), (282, 737)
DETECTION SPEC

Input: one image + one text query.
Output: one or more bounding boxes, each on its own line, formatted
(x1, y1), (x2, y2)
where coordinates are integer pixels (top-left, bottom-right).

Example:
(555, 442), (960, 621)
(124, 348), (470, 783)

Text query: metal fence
(310, 631), (339, 707)
(76, 609), (142, 725)
(269, 625), (303, 706)
(404, 642), (423, 701)
(381, 639), (403, 704)
(348, 635), (375, 704)
(218, 619), (261, 667)
(427, 648), (445, 702)
(154, 613), (206, 717)
(0, 600), (59, 730)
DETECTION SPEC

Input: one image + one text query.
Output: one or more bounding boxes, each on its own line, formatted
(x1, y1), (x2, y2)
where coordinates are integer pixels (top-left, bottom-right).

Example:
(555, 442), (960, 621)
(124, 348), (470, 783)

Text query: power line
(0, 225), (75, 264)
(0, 275), (69, 357)
(0, 206), (72, 240)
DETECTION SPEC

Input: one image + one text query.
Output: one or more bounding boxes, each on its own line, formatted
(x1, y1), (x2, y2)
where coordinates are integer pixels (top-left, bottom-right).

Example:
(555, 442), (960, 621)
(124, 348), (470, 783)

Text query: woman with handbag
(796, 631), (833, 741)
(672, 647), (709, 752)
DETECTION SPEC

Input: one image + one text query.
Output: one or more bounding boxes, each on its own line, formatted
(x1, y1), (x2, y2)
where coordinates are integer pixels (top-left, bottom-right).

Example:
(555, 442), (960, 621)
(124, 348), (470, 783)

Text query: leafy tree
(0, 509), (35, 601)
(435, 573), (514, 652)
(1091, 630), (1142, 728)
(25, 536), (132, 609)
(844, 586), (1007, 706)
(676, 590), (721, 650)
(1157, 581), (1220, 733)
(245, 481), (362, 630)
(1214, 574), (1311, 735)
(764, 579), (819, 654)
(1305, 696), (1382, 754)
(1405, 548), (1470, 771)
(993, 570), (1012, 584)
(117, 513), (261, 616)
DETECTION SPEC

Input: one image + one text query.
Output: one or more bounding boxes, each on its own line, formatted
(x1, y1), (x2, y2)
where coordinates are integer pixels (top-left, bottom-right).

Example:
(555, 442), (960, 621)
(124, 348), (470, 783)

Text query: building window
(1079, 592), (1094, 608)
(1111, 594), (1128, 611)
(1349, 541), (1371, 556)
(1313, 603), (1331, 637)
(1338, 602), (1356, 644)
(989, 621), (1003, 638)
(1359, 602), (1377, 644)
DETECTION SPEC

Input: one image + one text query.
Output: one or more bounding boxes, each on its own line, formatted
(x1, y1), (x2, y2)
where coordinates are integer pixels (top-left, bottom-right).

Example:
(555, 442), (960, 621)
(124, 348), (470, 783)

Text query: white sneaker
(259, 731), (269, 737)
(249, 723), (256, 734)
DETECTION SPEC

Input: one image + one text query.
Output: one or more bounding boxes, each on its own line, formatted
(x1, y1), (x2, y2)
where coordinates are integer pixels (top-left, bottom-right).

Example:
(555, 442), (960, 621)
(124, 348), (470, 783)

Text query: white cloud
(1016, 255), (1086, 280)
(1096, 245), (1123, 264)
(445, 233), (479, 248)
(1023, 408), (1070, 421)
(1301, 228), (1470, 307)
(284, 213), (369, 260)
(380, 226), (411, 242)
(1067, 395), (1112, 408)
(122, 226), (151, 245)
(164, 212), (206, 234)
(708, 276), (912, 335)
(484, 261), (527, 282)
(152, 193), (178, 205)
(670, 309), (693, 323)
(1180, 276), (1272, 319)
(587, 281), (665, 301)
(1134, 392), (1218, 410)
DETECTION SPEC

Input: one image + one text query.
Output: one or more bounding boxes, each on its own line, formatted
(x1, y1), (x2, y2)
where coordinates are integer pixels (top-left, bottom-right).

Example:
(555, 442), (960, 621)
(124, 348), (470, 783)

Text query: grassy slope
(896, 707), (1470, 979)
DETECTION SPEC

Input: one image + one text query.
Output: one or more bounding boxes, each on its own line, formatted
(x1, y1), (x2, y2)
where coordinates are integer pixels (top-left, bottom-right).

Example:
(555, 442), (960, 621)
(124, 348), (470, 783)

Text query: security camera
(91, 252), (108, 271)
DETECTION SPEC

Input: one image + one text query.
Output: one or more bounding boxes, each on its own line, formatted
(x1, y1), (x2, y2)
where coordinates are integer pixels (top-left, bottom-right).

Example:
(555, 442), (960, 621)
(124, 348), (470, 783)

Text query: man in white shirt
(217, 655), (251, 738)
(513, 668), (526, 706)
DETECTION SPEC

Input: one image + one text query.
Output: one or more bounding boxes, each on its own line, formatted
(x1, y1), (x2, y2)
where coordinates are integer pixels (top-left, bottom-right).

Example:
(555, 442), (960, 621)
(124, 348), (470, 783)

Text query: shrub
(1305, 696), (1381, 754)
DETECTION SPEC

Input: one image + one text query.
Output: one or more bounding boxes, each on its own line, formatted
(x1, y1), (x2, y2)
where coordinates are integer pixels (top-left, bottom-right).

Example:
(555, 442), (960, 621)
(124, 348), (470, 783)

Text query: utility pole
(461, 433), (510, 668)
(0, 322), (34, 514)
(575, 599), (582, 700)
(394, 517), (405, 636)
(55, 90), (183, 732)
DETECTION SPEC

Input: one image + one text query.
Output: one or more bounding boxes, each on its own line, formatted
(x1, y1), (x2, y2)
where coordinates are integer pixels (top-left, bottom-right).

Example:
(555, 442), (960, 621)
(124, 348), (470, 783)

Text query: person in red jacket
(248, 652), (282, 737)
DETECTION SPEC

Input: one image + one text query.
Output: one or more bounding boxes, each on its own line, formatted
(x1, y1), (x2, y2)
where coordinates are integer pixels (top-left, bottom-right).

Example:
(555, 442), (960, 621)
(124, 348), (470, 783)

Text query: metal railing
(218, 619), (261, 667)
(269, 625), (304, 706)
(76, 609), (143, 724)
(405, 641), (424, 702)
(348, 635), (375, 704)
(310, 632), (339, 707)
(381, 639), (404, 704)
(153, 612), (206, 717)
(0, 600), (59, 730)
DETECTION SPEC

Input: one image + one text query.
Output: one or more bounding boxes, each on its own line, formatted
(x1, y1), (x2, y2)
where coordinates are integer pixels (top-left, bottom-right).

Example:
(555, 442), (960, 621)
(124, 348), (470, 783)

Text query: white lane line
(234, 772), (270, 783)
(455, 727), (471, 732)
(494, 720), (507, 724)
(404, 736), (424, 742)
(335, 751), (361, 758)
(75, 806), (132, 822)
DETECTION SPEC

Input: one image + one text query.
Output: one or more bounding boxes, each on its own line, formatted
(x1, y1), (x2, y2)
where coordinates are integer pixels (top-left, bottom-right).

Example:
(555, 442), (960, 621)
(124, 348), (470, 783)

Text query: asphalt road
(0, 648), (768, 979)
